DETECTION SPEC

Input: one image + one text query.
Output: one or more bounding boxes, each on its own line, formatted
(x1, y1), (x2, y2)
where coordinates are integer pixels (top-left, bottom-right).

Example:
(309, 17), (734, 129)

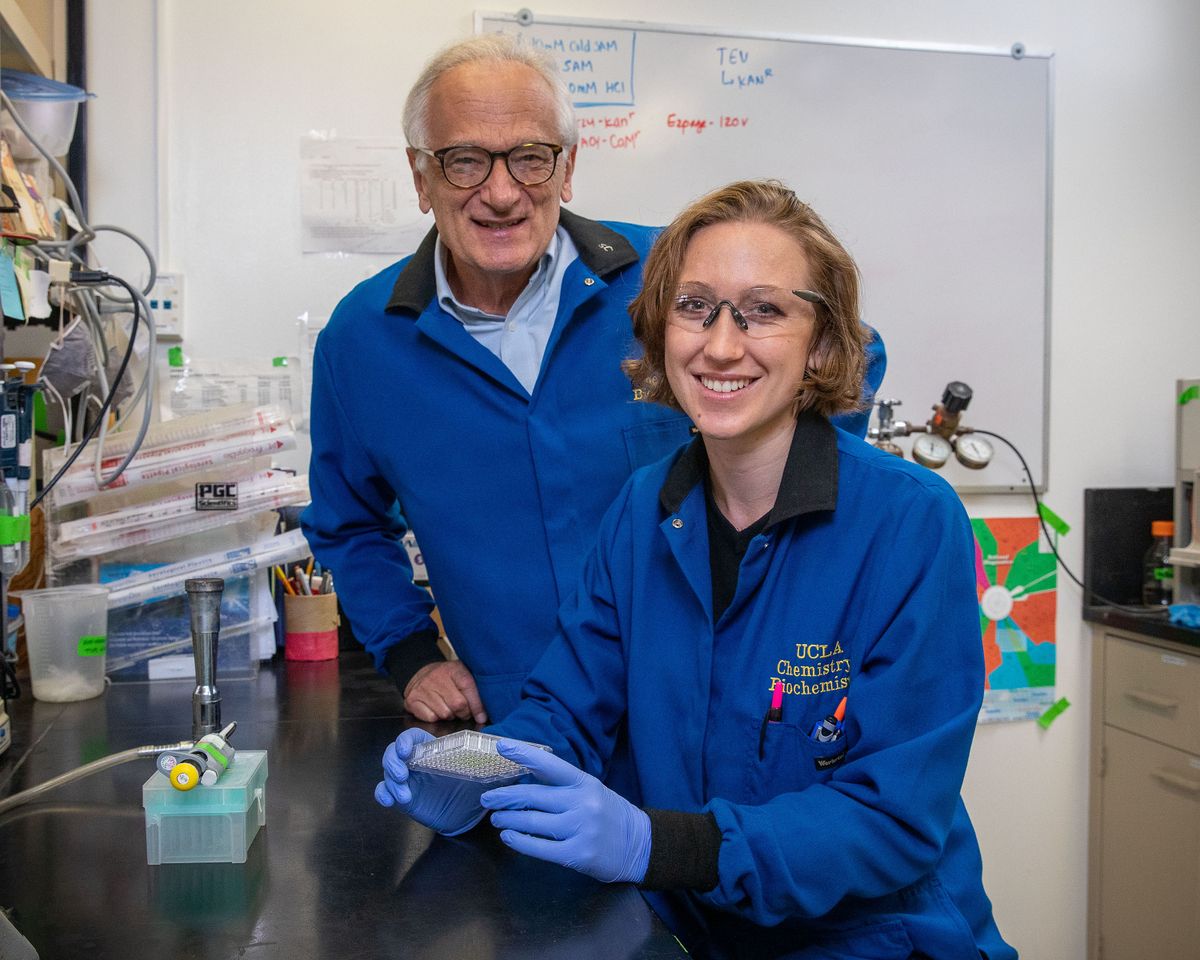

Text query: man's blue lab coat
(496, 414), (1015, 960)
(302, 212), (885, 719)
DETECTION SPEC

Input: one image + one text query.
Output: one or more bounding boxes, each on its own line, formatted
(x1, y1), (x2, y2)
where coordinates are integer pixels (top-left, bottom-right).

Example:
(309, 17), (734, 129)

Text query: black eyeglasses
(416, 142), (564, 188)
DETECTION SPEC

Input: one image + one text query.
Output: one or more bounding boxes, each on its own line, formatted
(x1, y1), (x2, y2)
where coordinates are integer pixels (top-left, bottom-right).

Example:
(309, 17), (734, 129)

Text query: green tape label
(167, 346), (184, 367)
(0, 514), (30, 545)
(272, 356), (289, 367)
(77, 635), (107, 657)
(1179, 385), (1199, 406)
(1038, 503), (1070, 537)
(1037, 696), (1070, 730)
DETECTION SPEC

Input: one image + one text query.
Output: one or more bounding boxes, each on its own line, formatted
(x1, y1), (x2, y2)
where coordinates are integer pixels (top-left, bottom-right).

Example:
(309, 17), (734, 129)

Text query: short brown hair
(624, 180), (868, 419)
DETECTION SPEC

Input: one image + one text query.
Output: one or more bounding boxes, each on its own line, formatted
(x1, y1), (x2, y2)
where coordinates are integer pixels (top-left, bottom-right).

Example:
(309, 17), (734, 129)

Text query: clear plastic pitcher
(17, 585), (108, 702)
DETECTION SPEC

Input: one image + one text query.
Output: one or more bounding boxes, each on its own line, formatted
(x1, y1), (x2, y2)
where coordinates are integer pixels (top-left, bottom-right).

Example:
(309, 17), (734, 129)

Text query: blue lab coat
(302, 212), (886, 719)
(497, 414), (1015, 959)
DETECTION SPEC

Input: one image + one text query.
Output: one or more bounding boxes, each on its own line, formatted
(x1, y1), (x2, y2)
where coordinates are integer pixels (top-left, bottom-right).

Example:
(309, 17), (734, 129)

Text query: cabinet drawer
(1104, 634), (1200, 754)
(1098, 726), (1200, 960)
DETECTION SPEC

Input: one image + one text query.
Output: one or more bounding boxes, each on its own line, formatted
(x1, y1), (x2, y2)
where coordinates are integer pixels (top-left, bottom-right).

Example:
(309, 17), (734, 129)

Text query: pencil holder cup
(283, 593), (339, 661)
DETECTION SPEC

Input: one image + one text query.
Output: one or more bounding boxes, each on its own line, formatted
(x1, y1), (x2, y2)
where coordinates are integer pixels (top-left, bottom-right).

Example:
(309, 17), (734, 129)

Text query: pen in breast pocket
(757, 680), (785, 760)
(810, 696), (847, 743)
(767, 680), (784, 722)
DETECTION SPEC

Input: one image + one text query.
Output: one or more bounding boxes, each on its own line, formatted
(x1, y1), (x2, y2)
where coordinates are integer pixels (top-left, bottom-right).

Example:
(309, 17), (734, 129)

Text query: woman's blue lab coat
(497, 414), (1015, 960)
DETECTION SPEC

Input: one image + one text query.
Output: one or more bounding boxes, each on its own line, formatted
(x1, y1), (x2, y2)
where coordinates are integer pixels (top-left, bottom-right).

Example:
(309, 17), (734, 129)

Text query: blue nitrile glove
(1169, 603), (1200, 629)
(480, 739), (651, 884)
(374, 728), (486, 837)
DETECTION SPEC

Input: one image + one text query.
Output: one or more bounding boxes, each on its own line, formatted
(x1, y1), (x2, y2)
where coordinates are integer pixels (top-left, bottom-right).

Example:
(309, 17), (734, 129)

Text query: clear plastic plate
(408, 730), (550, 784)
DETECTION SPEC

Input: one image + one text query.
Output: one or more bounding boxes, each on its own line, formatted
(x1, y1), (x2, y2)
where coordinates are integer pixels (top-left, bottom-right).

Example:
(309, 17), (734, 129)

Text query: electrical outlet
(148, 272), (183, 340)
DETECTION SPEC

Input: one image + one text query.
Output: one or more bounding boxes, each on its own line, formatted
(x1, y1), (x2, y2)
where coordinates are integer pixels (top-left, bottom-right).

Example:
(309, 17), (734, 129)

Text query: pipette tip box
(143, 750), (268, 864)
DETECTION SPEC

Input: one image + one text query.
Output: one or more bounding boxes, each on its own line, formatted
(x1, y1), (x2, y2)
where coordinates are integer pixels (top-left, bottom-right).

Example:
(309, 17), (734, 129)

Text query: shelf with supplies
(39, 403), (312, 681)
(0, 0), (64, 81)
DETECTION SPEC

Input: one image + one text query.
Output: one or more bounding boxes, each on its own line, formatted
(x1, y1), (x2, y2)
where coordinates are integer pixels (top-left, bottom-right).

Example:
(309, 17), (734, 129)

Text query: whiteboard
(478, 12), (1053, 493)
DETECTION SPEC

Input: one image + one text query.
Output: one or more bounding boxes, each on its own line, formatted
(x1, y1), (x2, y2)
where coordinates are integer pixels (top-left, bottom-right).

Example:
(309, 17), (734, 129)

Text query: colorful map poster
(971, 517), (1057, 723)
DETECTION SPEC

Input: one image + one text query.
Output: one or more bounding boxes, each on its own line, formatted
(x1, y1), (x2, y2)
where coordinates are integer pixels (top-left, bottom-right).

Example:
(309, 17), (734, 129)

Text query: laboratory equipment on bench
(186, 576), (224, 738)
(16, 583), (109, 702)
(142, 574), (267, 863)
(156, 721), (238, 790)
(868, 381), (995, 470)
(0, 483), (19, 756)
(0, 572), (269, 865)
(143, 744), (267, 865)
(0, 366), (39, 752)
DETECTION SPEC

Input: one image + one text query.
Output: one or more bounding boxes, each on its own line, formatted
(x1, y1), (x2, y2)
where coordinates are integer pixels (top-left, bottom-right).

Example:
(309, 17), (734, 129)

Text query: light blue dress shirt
(433, 226), (580, 395)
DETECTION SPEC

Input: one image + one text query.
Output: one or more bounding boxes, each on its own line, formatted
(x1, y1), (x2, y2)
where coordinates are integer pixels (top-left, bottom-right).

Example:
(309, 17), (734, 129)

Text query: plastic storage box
(143, 750), (267, 864)
(0, 69), (94, 158)
(103, 571), (265, 683)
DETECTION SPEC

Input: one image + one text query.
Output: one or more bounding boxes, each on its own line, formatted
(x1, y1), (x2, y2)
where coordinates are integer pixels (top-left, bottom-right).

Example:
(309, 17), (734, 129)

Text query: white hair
(402, 34), (578, 156)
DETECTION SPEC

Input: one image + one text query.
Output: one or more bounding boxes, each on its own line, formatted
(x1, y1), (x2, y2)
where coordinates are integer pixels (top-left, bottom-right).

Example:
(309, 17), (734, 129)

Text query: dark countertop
(1082, 605), (1200, 649)
(0, 650), (686, 960)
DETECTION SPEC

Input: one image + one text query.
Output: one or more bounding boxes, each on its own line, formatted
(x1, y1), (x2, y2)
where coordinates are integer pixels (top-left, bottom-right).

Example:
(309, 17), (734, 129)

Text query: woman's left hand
(481, 739), (651, 884)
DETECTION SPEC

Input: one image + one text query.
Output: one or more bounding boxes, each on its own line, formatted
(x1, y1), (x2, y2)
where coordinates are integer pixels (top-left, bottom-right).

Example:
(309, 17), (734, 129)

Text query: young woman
(377, 180), (1014, 960)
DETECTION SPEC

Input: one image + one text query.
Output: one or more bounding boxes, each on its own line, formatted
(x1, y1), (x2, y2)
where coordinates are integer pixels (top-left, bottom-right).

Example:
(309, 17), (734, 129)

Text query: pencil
(274, 566), (297, 596)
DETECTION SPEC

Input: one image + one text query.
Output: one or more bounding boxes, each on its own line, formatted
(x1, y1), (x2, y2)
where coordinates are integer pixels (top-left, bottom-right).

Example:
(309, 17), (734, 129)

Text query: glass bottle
(1142, 520), (1175, 607)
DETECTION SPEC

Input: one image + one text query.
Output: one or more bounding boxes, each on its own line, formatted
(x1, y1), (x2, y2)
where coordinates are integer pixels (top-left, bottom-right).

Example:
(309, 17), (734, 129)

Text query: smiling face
(409, 60), (576, 313)
(664, 220), (819, 451)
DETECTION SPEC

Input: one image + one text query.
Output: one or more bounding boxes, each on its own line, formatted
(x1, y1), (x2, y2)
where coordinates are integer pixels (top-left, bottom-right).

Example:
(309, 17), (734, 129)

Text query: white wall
(85, 3), (1200, 958)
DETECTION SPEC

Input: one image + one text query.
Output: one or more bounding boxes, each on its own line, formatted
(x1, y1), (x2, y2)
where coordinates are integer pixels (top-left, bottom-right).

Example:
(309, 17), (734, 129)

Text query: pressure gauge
(954, 434), (994, 470)
(911, 433), (952, 469)
(874, 439), (904, 458)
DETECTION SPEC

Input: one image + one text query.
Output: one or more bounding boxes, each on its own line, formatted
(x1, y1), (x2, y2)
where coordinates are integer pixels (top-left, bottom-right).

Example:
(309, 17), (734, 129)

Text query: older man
(302, 35), (885, 725)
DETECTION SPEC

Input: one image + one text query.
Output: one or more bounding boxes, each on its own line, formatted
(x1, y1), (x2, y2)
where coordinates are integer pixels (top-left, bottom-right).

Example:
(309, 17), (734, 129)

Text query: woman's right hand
(375, 727), (435, 810)
(375, 728), (486, 836)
